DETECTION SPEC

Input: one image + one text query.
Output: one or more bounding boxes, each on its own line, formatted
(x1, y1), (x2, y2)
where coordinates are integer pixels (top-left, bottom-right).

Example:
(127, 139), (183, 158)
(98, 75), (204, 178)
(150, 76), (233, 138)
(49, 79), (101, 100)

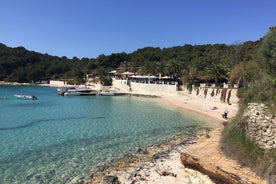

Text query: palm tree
(206, 63), (228, 84)
(165, 59), (182, 77)
(189, 67), (198, 83)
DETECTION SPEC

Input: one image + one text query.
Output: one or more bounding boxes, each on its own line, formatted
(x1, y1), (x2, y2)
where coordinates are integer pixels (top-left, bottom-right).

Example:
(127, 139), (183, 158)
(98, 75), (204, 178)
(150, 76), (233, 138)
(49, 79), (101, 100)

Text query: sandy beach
(161, 93), (239, 122)
(87, 93), (266, 184)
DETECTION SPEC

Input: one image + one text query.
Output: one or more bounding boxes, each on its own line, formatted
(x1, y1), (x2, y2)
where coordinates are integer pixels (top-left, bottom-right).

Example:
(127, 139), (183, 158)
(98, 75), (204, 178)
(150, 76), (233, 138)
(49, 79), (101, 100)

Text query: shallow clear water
(0, 86), (218, 184)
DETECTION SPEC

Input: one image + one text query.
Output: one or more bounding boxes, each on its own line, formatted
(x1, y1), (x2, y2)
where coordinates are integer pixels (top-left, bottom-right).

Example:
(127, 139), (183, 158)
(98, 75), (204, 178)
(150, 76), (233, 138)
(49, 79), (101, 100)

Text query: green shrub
(239, 72), (276, 113)
(210, 89), (215, 97)
(227, 90), (232, 104)
(222, 109), (276, 178)
(204, 88), (208, 98)
(99, 76), (112, 86)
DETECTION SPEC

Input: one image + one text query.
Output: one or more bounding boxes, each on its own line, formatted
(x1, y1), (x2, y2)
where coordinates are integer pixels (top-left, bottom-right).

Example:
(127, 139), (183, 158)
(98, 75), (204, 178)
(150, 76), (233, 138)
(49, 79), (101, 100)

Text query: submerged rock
(135, 147), (148, 154)
(102, 175), (121, 184)
(152, 151), (169, 160)
(96, 164), (110, 172)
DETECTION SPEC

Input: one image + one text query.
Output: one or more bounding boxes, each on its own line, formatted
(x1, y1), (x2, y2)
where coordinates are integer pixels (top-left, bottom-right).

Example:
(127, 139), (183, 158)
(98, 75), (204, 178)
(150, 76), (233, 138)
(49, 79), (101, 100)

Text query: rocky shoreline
(80, 93), (267, 184)
(81, 126), (266, 184)
(82, 130), (212, 184)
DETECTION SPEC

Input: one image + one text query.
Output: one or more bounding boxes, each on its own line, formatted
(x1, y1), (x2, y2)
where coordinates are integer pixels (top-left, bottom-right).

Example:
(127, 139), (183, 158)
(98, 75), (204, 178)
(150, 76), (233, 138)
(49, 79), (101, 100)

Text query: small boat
(14, 94), (37, 100)
(57, 87), (98, 96)
(57, 87), (68, 95)
(99, 91), (115, 96)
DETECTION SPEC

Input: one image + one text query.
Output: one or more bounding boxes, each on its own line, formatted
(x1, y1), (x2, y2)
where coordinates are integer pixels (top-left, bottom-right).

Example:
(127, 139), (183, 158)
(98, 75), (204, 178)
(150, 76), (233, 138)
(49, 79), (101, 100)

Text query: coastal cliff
(180, 152), (249, 184)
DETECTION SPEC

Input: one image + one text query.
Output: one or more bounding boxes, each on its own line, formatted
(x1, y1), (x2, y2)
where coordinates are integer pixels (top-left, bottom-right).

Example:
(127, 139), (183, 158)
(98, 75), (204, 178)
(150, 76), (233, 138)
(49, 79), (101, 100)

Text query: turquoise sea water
(0, 86), (218, 184)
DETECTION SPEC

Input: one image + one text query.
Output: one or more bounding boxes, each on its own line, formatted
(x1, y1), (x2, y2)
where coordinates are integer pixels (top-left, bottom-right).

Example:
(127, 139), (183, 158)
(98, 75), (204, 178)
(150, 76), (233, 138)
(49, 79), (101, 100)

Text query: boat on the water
(99, 91), (115, 96)
(14, 94), (37, 100)
(57, 87), (98, 96)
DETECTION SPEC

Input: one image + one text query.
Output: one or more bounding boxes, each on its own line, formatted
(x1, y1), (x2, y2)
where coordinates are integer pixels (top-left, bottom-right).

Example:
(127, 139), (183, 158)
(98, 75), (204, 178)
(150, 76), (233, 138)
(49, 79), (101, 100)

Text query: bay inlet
(0, 86), (218, 183)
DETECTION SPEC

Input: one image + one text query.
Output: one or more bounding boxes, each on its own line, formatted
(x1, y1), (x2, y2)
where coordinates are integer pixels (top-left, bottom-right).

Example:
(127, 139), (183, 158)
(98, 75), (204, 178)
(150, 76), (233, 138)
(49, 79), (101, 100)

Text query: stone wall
(130, 82), (178, 96)
(112, 78), (178, 96)
(112, 79), (130, 92)
(49, 80), (67, 87)
(244, 103), (276, 149)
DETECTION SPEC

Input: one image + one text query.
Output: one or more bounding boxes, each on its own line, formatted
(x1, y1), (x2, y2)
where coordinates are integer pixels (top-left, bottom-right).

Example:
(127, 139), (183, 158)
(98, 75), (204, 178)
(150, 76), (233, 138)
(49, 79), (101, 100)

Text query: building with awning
(130, 75), (177, 85)
(109, 70), (117, 74)
(121, 71), (134, 79)
(111, 71), (179, 95)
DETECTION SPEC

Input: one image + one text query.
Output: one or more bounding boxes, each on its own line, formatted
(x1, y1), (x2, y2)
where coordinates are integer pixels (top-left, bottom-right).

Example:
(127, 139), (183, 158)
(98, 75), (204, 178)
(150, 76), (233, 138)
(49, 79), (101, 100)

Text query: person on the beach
(223, 108), (229, 119)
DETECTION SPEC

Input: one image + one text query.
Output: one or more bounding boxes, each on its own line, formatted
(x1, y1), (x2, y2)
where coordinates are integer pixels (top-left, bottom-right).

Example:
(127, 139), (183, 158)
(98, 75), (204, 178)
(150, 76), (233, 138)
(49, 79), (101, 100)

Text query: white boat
(99, 91), (115, 96)
(57, 87), (98, 96)
(14, 94), (37, 100)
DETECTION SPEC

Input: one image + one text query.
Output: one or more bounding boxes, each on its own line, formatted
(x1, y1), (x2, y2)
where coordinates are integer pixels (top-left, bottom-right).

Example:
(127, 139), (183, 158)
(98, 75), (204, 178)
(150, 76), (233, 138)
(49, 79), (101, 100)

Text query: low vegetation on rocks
(222, 27), (276, 181)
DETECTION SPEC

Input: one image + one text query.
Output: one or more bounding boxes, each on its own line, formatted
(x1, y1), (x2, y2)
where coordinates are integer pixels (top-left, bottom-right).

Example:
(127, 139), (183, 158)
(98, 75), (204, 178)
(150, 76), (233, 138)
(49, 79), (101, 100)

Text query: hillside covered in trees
(0, 41), (260, 84)
(1, 27), (275, 104)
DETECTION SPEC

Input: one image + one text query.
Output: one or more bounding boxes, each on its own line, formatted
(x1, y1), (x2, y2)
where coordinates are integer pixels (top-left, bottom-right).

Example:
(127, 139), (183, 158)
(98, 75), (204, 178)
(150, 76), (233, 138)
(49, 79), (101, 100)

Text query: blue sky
(0, 0), (275, 59)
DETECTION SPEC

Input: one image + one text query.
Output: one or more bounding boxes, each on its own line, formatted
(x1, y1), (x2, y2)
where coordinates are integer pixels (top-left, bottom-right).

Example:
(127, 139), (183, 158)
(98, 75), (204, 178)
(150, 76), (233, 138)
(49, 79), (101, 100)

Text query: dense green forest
(0, 27), (275, 93)
(0, 41), (260, 85)
(0, 29), (272, 84)
(1, 27), (275, 105)
(0, 27), (275, 100)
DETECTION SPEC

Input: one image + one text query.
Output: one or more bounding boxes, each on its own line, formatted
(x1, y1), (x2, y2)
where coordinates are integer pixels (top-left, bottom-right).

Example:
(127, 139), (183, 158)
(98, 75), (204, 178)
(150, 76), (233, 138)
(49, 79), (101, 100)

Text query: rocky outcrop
(102, 175), (121, 184)
(180, 126), (266, 184)
(244, 103), (276, 149)
(180, 153), (251, 184)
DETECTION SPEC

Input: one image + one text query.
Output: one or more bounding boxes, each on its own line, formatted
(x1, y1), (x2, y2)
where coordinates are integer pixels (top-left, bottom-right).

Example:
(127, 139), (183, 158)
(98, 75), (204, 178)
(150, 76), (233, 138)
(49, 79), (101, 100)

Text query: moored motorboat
(14, 94), (37, 100)
(99, 91), (115, 96)
(57, 87), (68, 95)
(57, 87), (98, 96)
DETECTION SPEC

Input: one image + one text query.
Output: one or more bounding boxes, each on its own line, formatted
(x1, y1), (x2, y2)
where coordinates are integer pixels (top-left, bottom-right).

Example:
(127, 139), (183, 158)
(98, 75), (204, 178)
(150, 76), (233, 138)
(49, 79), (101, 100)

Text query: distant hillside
(0, 43), (90, 83)
(0, 41), (259, 83)
(0, 27), (275, 96)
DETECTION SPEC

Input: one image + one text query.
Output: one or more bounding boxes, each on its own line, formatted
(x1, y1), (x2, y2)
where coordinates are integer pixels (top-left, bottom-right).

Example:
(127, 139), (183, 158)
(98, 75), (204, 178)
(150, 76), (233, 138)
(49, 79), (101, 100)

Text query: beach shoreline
(85, 93), (266, 184)
(85, 127), (214, 184)
(160, 93), (239, 122)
